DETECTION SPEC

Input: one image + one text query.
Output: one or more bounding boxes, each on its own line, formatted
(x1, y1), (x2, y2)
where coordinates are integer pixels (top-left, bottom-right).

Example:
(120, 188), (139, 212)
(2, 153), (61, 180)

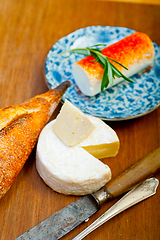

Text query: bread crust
(0, 81), (70, 199)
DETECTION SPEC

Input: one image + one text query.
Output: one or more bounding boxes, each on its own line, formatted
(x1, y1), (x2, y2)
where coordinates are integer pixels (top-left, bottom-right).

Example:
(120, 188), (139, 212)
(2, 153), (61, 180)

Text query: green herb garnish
(60, 44), (134, 92)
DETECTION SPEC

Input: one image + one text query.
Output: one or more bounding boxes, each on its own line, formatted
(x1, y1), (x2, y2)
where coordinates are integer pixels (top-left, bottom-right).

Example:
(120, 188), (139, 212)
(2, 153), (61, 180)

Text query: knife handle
(92, 147), (160, 208)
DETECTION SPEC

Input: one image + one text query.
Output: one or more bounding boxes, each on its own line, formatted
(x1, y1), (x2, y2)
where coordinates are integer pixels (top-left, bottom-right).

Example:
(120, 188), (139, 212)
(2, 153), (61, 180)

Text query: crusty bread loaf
(72, 32), (155, 96)
(0, 81), (70, 199)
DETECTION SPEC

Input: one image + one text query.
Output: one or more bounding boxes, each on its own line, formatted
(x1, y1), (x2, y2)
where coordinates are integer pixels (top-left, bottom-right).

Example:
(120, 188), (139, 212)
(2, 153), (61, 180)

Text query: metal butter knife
(16, 147), (160, 240)
(73, 177), (159, 240)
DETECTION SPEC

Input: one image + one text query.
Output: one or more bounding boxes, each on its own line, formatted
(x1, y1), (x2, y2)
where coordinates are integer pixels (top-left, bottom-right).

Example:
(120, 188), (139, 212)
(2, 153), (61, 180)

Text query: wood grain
(0, 0), (160, 240)
(95, 0), (160, 5)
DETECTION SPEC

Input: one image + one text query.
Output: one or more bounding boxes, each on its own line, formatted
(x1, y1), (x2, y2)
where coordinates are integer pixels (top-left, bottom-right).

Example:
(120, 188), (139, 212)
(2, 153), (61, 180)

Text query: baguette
(72, 32), (155, 96)
(0, 81), (70, 199)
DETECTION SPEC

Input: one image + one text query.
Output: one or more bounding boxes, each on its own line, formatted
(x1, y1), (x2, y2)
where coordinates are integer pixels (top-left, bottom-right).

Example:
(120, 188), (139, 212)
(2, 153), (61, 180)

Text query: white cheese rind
(78, 115), (119, 158)
(52, 100), (95, 146)
(78, 115), (119, 147)
(36, 118), (113, 196)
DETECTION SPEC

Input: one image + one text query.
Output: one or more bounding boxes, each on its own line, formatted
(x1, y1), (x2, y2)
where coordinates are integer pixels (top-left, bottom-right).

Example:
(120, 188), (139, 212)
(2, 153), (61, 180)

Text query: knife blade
(16, 147), (160, 240)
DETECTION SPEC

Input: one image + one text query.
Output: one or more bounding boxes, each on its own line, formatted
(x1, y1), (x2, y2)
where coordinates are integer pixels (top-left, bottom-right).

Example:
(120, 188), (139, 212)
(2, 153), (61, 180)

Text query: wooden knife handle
(92, 147), (160, 207)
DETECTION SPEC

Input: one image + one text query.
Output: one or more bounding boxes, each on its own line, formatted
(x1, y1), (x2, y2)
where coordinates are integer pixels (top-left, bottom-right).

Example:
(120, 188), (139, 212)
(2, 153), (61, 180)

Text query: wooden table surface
(0, 0), (160, 239)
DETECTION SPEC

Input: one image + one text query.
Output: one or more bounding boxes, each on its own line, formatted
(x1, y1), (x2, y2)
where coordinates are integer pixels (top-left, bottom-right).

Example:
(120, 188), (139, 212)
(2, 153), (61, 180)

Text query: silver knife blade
(15, 195), (98, 240)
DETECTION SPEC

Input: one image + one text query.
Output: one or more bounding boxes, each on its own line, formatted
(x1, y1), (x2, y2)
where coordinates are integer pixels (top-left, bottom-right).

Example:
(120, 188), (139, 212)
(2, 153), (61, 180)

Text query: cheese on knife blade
(52, 100), (95, 146)
(36, 102), (119, 195)
(72, 32), (155, 96)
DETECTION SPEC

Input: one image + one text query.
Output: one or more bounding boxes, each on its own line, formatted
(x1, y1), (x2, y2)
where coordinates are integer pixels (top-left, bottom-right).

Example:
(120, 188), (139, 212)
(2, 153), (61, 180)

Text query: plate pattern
(45, 26), (160, 120)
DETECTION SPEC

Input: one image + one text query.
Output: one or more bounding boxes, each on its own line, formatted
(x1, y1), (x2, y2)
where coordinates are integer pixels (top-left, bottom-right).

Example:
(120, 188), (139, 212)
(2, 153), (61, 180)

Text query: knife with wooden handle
(73, 178), (159, 240)
(16, 147), (160, 240)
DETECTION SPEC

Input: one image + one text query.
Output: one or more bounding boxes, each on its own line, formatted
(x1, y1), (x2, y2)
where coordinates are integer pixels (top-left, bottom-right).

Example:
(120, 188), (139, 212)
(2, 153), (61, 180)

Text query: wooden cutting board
(0, 0), (160, 240)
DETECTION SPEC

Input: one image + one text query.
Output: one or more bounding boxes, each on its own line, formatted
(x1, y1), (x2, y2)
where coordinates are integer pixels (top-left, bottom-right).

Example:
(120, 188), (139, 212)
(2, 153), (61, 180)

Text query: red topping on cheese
(77, 32), (155, 79)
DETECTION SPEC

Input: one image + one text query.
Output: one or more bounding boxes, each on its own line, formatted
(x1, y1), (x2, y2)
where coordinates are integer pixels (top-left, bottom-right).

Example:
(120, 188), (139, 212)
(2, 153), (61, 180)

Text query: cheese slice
(72, 32), (155, 96)
(52, 100), (95, 146)
(36, 115), (119, 196)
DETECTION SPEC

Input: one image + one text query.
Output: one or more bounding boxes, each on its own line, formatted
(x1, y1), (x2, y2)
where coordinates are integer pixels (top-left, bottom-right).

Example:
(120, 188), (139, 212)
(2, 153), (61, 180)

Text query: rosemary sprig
(60, 44), (134, 92)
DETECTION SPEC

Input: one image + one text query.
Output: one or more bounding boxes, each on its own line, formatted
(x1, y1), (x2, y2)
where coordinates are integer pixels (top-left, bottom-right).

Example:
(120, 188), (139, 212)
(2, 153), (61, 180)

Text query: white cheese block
(72, 32), (155, 96)
(36, 116), (119, 196)
(52, 100), (95, 146)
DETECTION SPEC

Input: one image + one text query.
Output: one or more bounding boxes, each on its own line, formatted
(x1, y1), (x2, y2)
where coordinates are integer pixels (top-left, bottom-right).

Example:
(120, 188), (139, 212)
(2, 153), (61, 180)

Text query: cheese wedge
(72, 32), (155, 96)
(52, 100), (95, 146)
(78, 115), (119, 158)
(36, 115), (119, 195)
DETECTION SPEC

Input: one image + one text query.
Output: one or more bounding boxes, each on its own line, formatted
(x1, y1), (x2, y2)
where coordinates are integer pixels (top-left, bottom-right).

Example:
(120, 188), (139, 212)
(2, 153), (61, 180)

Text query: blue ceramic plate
(44, 26), (160, 120)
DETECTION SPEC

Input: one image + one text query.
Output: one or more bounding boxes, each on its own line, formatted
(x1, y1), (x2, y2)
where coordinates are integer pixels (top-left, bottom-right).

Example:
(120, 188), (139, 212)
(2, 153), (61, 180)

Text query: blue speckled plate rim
(44, 25), (160, 121)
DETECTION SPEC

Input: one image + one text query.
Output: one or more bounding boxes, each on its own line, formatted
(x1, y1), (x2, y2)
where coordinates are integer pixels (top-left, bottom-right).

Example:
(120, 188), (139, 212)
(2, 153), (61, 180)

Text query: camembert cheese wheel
(36, 115), (119, 195)
(72, 32), (155, 96)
